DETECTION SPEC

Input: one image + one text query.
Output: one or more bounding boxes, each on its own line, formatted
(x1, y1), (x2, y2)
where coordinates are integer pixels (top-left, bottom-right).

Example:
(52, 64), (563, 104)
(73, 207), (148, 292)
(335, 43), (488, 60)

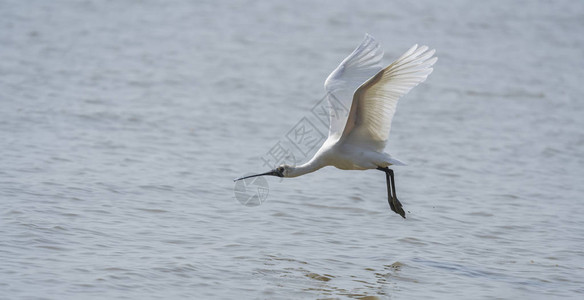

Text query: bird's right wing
(342, 45), (437, 151)
(323, 34), (384, 143)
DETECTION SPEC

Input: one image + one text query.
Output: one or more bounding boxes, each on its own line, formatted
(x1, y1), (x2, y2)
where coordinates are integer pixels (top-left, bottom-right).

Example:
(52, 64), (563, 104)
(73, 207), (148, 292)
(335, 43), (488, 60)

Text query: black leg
(377, 167), (406, 218)
(388, 169), (405, 218)
(384, 168), (396, 212)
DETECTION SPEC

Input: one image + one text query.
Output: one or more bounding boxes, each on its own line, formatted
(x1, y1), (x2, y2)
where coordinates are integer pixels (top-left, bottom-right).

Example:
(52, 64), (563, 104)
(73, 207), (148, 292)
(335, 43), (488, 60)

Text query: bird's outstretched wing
(342, 44), (437, 151)
(323, 34), (384, 143)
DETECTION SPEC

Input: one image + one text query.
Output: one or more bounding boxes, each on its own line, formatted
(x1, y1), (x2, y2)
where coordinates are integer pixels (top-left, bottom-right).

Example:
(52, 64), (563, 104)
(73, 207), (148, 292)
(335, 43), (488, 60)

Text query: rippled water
(1, 0), (583, 299)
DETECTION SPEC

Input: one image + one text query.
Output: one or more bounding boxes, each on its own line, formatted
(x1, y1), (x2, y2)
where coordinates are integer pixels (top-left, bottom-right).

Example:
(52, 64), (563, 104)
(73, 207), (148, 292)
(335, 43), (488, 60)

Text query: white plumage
(327, 35), (436, 152)
(236, 34), (437, 218)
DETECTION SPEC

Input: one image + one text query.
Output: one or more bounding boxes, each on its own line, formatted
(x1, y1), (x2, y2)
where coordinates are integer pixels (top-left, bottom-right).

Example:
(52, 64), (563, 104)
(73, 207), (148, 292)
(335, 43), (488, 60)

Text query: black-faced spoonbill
(235, 34), (437, 218)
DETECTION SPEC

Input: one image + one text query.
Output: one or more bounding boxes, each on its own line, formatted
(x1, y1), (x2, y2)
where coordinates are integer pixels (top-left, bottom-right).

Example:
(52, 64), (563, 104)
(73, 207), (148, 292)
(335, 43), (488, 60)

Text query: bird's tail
(386, 155), (407, 166)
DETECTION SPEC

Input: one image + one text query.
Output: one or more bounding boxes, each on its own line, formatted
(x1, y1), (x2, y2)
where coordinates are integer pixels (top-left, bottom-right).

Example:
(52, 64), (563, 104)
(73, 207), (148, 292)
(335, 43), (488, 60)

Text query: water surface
(1, 0), (583, 299)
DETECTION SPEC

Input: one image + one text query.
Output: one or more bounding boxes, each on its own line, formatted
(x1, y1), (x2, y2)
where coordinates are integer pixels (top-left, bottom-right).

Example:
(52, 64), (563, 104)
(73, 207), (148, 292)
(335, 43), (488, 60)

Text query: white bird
(235, 34), (437, 218)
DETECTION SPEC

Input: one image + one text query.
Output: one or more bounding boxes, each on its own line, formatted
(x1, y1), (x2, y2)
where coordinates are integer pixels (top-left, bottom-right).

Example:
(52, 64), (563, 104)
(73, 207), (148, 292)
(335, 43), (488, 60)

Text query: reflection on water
(1, 0), (584, 298)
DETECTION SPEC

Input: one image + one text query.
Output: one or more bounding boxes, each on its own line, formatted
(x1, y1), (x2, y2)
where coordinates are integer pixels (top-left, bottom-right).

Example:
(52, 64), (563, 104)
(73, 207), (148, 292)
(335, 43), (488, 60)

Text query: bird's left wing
(342, 45), (437, 151)
(323, 34), (384, 143)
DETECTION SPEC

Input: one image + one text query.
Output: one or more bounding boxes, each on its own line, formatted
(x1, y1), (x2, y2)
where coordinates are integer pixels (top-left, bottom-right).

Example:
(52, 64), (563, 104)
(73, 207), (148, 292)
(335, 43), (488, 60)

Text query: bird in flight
(235, 34), (437, 218)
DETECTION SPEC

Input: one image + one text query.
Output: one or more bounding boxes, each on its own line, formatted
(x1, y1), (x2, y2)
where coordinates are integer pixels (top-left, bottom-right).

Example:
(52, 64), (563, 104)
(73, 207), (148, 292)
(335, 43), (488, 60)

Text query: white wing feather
(343, 45), (437, 151)
(323, 34), (384, 143)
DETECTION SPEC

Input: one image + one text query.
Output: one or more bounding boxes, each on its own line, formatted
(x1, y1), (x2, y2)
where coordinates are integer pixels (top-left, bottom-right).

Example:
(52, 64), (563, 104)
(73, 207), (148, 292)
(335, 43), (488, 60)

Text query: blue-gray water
(1, 0), (583, 299)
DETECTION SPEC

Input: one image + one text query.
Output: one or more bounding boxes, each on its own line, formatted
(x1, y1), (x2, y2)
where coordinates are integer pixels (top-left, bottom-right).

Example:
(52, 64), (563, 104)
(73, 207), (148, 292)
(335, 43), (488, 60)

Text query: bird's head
(233, 164), (293, 181)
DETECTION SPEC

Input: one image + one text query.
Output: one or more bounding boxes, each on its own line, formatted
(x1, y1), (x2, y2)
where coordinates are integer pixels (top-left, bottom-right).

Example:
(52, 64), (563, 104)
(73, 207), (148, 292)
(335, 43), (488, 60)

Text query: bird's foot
(391, 197), (406, 219)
